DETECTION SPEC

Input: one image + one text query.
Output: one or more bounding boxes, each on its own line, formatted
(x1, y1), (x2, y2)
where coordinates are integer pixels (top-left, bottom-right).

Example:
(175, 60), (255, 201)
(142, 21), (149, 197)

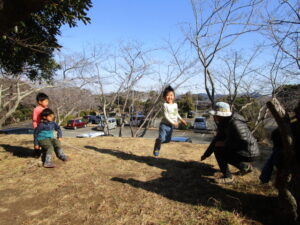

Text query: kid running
(153, 85), (187, 156)
(34, 108), (69, 168)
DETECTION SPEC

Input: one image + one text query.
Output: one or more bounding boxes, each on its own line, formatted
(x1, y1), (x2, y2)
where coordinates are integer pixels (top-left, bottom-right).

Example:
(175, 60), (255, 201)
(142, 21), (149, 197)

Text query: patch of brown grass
(0, 135), (277, 225)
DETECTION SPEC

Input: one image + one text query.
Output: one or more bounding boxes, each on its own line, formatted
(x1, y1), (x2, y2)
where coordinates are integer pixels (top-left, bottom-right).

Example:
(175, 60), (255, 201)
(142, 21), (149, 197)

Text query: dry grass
(0, 134), (277, 225)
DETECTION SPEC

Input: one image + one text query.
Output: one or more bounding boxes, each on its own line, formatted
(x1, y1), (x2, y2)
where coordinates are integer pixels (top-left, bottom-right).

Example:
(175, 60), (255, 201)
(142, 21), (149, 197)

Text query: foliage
(232, 96), (252, 111)
(60, 115), (76, 127)
(177, 92), (195, 114)
(142, 98), (160, 115)
(276, 84), (300, 112)
(89, 111), (97, 116)
(79, 111), (89, 117)
(202, 113), (210, 119)
(80, 110), (100, 117)
(6, 104), (33, 125)
(0, 0), (92, 81)
(178, 121), (192, 130)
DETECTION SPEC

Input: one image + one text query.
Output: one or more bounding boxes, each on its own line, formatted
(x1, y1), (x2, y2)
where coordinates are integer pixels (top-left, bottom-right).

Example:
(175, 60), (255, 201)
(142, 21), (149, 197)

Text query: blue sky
(58, 0), (204, 93)
(59, 0), (193, 51)
(57, 0), (279, 94)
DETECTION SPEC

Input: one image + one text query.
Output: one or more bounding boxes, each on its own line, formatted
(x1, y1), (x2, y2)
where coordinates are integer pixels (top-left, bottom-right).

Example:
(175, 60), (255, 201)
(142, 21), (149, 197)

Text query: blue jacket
(34, 120), (62, 145)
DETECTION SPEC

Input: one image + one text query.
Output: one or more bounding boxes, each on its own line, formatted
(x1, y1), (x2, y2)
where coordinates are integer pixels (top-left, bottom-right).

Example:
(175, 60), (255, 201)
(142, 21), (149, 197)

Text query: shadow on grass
(85, 145), (278, 225)
(0, 144), (34, 158)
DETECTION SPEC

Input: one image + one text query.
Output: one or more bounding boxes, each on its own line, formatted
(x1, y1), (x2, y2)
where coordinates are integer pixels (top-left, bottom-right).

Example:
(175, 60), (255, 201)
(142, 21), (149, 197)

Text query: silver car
(193, 117), (207, 131)
(96, 118), (117, 130)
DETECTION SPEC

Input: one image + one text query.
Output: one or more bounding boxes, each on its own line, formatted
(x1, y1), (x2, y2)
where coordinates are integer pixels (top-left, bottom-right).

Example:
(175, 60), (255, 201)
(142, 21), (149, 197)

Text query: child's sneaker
(43, 154), (55, 168)
(153, 150), (160, 157)
(214, 176), (234, 184)
(56, 149), (70, 161)
(59, 155), (70, 161)
(43, 162), (55, 168)
(237, 164), (253, 176)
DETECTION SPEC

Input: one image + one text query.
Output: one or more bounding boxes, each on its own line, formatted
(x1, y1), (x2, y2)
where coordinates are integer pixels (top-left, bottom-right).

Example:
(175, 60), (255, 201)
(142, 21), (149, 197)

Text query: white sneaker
(215, 176), (234, 184)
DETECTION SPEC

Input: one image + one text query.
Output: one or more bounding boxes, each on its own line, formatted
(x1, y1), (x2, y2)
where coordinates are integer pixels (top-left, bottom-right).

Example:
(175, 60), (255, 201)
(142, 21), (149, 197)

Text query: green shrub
(202, 113), (210, 119)
(79, 110), (97, 117)
(116, 118), (122, 126)
(12, 104), (33, 122)
(178, 121), (192, 130)
(79, 111), (88, 117)
(109, 112), (116, 117)
(60, 115), (76, 127)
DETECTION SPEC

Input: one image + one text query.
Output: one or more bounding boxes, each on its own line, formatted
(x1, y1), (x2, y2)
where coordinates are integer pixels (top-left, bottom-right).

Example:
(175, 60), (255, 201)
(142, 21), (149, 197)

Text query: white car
(76, 132), (105, 138)
(96, 118), (117, 130)
(193, 117), (207, 131)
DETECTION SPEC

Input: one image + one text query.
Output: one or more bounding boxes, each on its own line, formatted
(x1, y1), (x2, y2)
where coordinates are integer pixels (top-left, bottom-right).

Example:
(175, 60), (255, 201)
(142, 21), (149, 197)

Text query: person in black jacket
(201, 102), (260, 184)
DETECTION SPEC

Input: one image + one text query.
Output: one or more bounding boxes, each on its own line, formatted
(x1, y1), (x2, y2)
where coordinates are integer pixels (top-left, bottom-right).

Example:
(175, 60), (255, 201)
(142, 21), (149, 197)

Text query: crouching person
(201, 102), (260, 184)
(34, 108), (69, 168)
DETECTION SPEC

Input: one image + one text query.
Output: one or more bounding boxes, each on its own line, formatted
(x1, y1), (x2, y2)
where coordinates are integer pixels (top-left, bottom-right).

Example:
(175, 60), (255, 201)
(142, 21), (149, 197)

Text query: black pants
(214, 147), (252, 178)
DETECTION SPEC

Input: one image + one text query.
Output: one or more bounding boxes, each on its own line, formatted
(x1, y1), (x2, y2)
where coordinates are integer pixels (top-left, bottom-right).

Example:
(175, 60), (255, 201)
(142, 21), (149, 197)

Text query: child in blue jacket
(34, 108), (69, 168)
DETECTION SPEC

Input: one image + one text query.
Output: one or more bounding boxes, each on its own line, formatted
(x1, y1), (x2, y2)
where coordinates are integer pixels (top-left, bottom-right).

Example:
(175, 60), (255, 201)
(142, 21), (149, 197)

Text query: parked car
(65, 119), (87, 129)
(129, 115), (145, 126)
(92, 115), (105, 124)
(96, 118), (117, 130)
(83, 115), (96, 123)
(76, 131), (105, 138)
(193, 117), (207, 131)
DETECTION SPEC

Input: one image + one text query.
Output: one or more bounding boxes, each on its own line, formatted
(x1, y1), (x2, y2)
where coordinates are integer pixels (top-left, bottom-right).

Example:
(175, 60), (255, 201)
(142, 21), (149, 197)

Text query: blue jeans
(154, 123), (173, 151)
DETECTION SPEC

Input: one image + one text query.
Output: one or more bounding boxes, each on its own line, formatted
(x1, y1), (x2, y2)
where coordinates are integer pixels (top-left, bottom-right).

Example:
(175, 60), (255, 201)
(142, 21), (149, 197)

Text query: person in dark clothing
(34, 108), (69, 168)
(259, 102), (300, 183)
(201, 102), (260, 184)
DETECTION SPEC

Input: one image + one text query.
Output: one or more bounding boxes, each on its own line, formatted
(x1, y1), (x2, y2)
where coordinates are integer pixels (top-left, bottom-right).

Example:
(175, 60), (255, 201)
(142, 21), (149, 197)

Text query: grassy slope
(0, 135), (277, 225)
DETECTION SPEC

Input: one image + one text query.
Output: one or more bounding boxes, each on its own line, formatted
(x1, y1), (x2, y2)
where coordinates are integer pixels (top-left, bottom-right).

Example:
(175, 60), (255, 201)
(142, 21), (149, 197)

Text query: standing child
(32, 93), (49, 157)
(32, 93), (49, 129)
(34, 108), (69, 168)
(153, 86), (187, 157)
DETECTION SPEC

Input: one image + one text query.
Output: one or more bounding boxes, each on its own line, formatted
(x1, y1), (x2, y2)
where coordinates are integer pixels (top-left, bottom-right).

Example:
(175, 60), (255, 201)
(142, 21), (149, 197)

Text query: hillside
(0, 135), (277, 225)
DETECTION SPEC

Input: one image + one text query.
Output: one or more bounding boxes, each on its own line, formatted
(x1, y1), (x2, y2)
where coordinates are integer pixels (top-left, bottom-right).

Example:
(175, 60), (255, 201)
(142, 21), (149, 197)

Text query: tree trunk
(102, 104), (110, 135)
(266, 98), (298, 224)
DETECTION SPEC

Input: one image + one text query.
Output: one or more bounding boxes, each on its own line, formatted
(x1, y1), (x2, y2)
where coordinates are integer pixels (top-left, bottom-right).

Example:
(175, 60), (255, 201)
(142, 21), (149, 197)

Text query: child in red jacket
(32, 93), (49, 157)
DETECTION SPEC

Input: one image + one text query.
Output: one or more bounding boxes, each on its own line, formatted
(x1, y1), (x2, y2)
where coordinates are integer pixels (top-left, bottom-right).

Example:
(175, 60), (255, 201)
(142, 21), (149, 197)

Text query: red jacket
(32, 105), (47, 129)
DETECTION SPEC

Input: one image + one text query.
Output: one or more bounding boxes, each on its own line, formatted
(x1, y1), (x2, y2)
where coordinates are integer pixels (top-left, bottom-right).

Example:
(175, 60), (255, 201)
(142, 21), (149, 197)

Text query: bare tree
(133, 39), (198, 137)
(0, 74), (52, 128)
(45, 87), (94, 125)
(56, 49), (102, 88)
(265, 0), (300, 71)
(185, 0), (263, 105)
(214, 47), (262, 107)
(104, 42), (153, 137)
(93, 63), (119, 135)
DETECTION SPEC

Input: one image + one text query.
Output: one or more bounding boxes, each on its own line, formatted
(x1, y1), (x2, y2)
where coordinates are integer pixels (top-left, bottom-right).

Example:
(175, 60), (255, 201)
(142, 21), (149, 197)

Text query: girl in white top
(153, 86), (187, 156)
